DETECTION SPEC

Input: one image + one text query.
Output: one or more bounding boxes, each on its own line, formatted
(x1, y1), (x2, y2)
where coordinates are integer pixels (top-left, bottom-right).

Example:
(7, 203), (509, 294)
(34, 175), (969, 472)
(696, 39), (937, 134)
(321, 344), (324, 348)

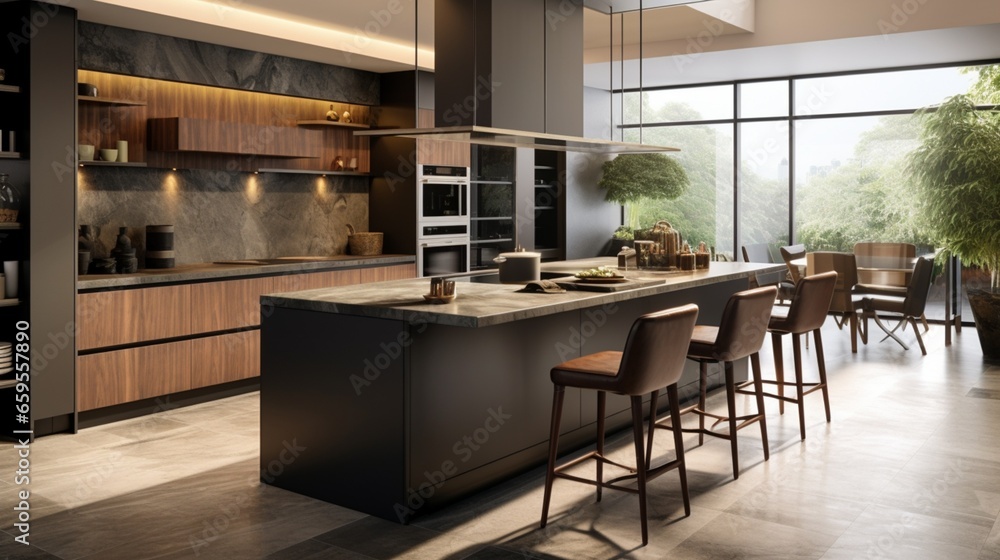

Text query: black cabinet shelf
(0, 85), (20, 94)
(0, 152), (23, 159)
(470, 179), (513, 185)
(472, 238), (513, 244)
(471, 216), (513, 221)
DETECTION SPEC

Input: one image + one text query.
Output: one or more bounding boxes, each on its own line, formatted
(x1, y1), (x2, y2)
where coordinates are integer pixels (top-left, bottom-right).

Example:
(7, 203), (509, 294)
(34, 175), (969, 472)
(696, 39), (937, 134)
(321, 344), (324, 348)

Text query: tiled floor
(3, 321), (1000, 559)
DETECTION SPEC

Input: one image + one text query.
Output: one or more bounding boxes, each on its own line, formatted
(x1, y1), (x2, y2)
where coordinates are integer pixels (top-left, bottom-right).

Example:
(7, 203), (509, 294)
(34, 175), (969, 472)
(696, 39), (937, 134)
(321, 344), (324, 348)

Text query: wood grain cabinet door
(189, 277), (274, 333)
(190, 331), (261, 389)
(77, 285), (192, 350)
(359, 264), (417, 283)
(270, 269), (361, 293)
(77, 340), (191, 411)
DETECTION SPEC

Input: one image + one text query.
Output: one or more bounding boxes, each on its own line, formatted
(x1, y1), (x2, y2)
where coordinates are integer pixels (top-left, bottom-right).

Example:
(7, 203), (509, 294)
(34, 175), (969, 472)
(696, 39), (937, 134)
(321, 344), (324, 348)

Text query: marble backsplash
(78, 22), (379, 106)
(77, 167), (370, 266)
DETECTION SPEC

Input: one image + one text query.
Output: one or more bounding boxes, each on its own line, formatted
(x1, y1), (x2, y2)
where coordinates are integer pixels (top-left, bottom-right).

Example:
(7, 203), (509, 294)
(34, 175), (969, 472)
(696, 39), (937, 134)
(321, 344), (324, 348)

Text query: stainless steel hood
(355, 125), (678, 154)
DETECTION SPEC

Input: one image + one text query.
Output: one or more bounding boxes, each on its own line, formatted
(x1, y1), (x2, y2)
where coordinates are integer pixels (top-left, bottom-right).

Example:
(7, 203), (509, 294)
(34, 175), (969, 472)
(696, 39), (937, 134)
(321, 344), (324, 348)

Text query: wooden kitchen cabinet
(190, 276), (275, 333)
(77, 263), (416, 414)
(190, 331), (260, 389)
(77, 285), (191, 350)
(77, 339), (191, 411)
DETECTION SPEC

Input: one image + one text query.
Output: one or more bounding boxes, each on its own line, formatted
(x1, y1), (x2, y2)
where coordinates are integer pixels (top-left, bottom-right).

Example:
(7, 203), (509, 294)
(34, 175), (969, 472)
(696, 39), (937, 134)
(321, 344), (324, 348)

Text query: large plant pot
(968, 288), (1000, 361)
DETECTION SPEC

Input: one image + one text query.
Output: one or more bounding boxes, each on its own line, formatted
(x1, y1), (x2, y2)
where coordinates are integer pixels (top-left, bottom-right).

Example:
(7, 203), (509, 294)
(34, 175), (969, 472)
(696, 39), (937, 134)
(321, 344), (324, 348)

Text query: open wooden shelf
(0, 84), (21, 94)
(0, 152), (22, 159)
(149, 117), (322, 158)
(77, 95), (147, 106)
(0, 223), (22, 230)
(296, 120), (370, 129)
(79, 161), (147, 167)
(256, 168), (369, 177)
(0, 298), (21, 307)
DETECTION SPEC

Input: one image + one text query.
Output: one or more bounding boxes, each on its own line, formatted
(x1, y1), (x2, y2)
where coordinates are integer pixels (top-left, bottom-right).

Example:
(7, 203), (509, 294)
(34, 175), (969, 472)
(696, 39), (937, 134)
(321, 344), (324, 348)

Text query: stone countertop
(263, 259), (786, 328)
(77, 255), (416, 290)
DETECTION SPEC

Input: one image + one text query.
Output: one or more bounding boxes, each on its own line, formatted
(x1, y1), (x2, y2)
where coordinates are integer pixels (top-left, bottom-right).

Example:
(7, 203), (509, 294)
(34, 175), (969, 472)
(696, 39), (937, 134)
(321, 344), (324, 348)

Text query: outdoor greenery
(909, 92), (1000, 289)
(617, 64), (998, 265)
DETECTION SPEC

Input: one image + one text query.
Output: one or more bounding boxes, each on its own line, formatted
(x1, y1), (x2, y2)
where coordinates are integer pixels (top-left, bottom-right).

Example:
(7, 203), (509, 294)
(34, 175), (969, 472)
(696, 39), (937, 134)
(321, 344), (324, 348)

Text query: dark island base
(260, 278), (748, 522)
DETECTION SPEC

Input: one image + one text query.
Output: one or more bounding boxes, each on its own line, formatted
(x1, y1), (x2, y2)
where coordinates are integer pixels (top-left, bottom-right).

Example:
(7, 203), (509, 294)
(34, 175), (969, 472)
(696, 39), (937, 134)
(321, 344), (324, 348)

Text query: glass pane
(740, 81), (789, 119)
(794, 67), (976, 115)
(636, 85), (734, 123)
(739, 121), (789, 249)
(625, 124), (735, 260)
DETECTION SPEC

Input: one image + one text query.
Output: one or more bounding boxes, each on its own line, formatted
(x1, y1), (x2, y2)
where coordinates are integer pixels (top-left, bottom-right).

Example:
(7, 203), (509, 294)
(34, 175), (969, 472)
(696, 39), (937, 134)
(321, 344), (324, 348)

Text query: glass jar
(0, 173), (20, 223)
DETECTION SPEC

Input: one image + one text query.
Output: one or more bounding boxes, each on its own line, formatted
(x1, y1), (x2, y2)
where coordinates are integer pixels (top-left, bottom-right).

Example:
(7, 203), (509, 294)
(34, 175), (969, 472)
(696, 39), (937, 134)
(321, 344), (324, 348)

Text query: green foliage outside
(612, 64), (998, 264)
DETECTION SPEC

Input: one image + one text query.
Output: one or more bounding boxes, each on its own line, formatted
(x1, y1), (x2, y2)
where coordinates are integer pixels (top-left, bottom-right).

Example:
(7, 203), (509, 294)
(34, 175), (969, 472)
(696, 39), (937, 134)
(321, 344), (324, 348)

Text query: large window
(619, 62), (998, 321)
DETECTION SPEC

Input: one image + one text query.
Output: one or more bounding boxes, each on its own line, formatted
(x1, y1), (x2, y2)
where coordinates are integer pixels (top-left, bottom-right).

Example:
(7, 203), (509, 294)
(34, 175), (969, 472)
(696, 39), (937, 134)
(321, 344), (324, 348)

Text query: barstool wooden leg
(540, 385), (565, 528)
(645, 390), (659, 470)
(667, 384), (691, 517)
(630, 396), (649, 545)
(771, 333), (785, 415)
(814, 329), (831, 422)
(751, 352), (769, 461)
(596, 391), (606, 502)
(698, 361), (708, 445)
(792, 333), (806, 440)
(724, 361), (739, 479)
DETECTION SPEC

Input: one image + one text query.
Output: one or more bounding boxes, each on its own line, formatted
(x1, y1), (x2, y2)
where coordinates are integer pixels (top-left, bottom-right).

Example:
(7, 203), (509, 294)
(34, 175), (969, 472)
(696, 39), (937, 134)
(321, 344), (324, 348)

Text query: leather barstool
(659, 286), (777, 480)
(540, 304), (699, 546)
(746, 271), (837, 440)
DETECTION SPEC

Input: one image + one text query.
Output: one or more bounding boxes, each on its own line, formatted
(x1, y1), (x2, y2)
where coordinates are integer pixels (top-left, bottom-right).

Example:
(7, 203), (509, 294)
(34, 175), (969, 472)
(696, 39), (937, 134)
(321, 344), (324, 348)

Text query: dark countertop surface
(77, 254), (416, 290)
(262, 258), (784, 328)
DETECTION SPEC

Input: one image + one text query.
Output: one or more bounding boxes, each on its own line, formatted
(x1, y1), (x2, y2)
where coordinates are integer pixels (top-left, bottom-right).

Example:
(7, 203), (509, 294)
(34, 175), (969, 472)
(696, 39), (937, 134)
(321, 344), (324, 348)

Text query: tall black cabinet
(0, 0), (77, 437)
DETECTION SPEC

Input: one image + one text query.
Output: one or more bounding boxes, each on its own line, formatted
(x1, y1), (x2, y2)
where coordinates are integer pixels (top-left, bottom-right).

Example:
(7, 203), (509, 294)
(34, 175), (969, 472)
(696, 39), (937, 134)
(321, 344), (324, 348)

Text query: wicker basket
(347, 224), (383, 256)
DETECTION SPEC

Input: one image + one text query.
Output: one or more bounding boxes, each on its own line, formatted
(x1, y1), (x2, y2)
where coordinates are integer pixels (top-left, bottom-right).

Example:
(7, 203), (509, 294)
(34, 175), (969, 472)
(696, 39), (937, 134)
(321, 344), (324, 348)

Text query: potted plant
(599, 153), (689, 254)
(909, 93), (1000, 359)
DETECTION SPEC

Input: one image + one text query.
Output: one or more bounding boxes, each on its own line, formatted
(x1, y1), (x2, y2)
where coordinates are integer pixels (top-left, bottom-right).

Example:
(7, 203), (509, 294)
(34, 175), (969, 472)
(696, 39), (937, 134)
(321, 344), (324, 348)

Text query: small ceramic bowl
(78, 144), (95, 161)
(99, 148), (118, 162)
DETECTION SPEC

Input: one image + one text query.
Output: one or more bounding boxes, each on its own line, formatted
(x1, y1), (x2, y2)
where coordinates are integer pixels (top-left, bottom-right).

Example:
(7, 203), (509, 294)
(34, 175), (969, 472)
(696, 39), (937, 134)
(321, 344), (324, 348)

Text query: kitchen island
(259, 259), (783, 522)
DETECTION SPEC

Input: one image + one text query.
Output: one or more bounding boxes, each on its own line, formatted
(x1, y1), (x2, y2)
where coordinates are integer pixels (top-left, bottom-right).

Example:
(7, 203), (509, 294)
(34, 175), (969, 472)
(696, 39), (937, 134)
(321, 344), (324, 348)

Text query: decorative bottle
(0, 173), (21, 223)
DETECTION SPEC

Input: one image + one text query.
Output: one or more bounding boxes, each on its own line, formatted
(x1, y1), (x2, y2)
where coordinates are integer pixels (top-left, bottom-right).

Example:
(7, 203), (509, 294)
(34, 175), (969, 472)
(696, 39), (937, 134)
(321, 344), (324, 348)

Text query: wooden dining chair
(806, 251), (860, 353)
(855, 257), (934, 355)
(742, 244), (794, 303)
(780, 244), (807, 285)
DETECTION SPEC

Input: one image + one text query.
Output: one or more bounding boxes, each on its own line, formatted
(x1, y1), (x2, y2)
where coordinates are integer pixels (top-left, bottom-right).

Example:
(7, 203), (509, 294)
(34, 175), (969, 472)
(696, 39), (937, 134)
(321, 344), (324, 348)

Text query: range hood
(355, 125), (677, 154)
(355, 0), (679, 155)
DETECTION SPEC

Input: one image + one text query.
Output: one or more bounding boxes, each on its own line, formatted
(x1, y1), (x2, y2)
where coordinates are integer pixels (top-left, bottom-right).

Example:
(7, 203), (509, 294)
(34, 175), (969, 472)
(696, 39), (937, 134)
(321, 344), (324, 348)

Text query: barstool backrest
(616, 304), (699, 396)
(780, 271), (838, 333)
(712, 286), (779, 362)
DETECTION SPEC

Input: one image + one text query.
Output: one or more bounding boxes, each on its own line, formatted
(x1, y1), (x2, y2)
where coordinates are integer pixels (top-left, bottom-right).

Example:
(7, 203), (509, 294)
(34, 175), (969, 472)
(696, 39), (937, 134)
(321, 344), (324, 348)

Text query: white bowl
(78, 144), (95, 161)
(99, 148), (118, 162)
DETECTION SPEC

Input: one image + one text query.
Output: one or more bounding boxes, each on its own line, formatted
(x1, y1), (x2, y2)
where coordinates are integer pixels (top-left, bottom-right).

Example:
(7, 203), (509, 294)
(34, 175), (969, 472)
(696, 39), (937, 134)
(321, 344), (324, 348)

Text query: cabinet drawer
(190, 277), (274, 333)
(359, 264), (416, 283)
(271, 269), (361, 293)
(190, 331), (260, 389)
(77, 340), (191, 411)
(77, 285), (192, 350)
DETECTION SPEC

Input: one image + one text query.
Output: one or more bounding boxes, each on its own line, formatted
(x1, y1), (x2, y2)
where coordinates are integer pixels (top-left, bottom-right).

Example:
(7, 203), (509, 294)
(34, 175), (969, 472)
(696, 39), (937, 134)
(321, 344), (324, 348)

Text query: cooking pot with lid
(494, 250), (541, 284)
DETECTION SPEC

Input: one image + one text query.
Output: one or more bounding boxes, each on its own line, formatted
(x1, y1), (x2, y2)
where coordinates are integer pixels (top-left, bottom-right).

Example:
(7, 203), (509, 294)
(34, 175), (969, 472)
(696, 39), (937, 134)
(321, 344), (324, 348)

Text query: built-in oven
(418, 235), (470, 277)
(418, 165), (469, 222)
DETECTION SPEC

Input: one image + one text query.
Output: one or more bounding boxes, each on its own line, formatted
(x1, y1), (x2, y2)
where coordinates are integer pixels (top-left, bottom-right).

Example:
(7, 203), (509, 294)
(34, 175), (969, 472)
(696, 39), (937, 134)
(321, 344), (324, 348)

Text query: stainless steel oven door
(418, 236), (470, 277)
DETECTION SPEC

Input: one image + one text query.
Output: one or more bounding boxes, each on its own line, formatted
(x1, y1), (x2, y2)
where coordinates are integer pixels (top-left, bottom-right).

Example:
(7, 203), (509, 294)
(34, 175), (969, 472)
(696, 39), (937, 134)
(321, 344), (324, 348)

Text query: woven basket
(347, 224), (383, 256)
